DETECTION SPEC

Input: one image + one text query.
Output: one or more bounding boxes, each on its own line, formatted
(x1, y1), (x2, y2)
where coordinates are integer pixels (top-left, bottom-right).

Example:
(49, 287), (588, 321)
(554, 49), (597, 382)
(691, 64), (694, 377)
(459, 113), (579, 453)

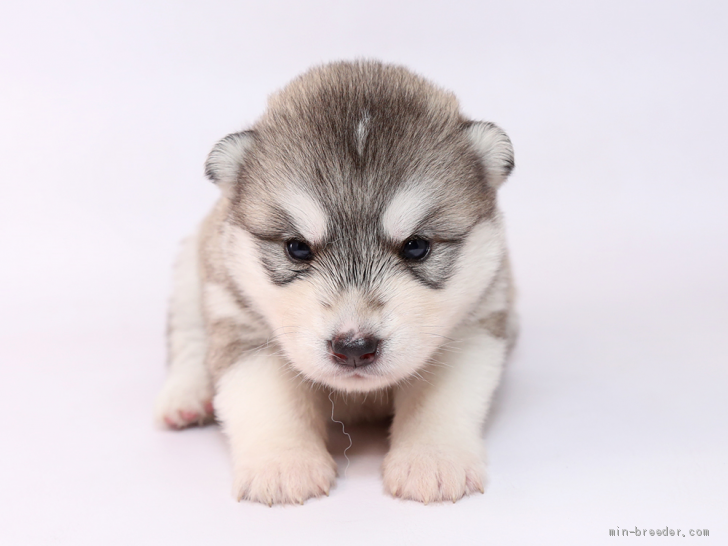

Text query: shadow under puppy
(155, 60), (517, 505)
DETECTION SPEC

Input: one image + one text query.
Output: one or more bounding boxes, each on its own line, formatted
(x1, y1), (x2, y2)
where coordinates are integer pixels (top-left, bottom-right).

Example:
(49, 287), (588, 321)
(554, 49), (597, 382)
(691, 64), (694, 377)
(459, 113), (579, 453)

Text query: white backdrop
(1, 1), (726, 544)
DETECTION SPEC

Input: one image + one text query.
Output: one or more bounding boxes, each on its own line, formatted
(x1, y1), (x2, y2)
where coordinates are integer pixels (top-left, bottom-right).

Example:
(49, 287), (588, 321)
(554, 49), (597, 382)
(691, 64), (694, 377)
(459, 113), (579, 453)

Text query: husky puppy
(155, 60), (516, 505)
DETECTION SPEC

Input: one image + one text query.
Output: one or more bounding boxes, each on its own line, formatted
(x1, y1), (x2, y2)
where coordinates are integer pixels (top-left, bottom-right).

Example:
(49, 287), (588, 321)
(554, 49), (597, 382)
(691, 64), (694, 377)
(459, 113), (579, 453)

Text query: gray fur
(159, 61), (518, 504)
(206, 60), (514, 291)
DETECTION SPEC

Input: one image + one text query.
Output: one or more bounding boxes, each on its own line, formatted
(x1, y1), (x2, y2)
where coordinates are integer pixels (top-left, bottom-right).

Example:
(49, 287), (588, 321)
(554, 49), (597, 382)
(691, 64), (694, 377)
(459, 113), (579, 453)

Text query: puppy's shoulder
(198, 197), (232, 285)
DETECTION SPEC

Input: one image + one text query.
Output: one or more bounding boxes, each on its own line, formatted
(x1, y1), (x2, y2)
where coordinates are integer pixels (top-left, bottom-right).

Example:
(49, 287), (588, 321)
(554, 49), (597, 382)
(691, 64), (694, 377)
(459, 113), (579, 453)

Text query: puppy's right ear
(204, 131), (255, 198)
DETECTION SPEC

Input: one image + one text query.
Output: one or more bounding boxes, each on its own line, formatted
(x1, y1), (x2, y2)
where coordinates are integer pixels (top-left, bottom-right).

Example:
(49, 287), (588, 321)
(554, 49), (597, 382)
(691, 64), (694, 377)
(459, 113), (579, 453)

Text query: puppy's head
(206, 61), (514, 392)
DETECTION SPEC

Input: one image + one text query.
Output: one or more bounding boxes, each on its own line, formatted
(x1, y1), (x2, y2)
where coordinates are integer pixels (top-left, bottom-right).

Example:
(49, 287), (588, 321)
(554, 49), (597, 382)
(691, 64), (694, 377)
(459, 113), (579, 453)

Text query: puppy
(155, 60), (516, 505)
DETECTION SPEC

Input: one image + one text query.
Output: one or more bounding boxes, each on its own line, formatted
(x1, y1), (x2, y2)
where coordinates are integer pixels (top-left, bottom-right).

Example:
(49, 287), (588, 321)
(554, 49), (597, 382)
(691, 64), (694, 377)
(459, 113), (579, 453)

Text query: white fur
(206, 132), (254, 198)
(282, 188), (329, 244)
(465, 122), (514, 188)
(381, 184), (433, 241)
(222, 216), (504, 397)
(154, 234), (214, 428)
(355, 113), (370, 157)
(203, 282), (244, 323)
(214, 348), (336, 505)
(383, 329), (506, 502)
(159, 209), (511, 504)
(222, 225), (284, 325)
(157, 63), (518, 506)
(160, 126), (514, 505)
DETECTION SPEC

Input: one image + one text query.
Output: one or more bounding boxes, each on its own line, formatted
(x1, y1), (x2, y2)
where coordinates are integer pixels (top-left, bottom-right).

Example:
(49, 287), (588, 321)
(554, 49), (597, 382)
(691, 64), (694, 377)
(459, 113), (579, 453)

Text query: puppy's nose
(330, 334), (379, 368)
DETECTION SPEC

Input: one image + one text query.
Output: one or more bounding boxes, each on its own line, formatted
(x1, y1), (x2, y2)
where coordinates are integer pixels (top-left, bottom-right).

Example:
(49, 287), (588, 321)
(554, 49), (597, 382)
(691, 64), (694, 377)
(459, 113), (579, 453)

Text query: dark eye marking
(286, 240), (314, 261)
(401, 238), (430, 261)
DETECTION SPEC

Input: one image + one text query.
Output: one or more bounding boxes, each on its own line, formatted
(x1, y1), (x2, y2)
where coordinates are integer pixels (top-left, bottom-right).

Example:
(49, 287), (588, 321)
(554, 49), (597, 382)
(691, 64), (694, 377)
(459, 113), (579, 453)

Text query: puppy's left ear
(464, 121), (515, 189)
(204, 130), (256, 199)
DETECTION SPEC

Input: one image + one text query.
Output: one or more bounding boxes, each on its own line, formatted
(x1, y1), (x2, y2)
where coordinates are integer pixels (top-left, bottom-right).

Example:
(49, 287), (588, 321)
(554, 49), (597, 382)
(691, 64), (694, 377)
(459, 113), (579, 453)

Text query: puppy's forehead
(236, 62), (495, 237)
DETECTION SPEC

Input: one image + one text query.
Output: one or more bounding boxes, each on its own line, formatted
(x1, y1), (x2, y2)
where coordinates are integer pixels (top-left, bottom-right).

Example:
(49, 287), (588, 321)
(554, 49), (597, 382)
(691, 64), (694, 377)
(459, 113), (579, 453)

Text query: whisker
(328, 391), (352, 477)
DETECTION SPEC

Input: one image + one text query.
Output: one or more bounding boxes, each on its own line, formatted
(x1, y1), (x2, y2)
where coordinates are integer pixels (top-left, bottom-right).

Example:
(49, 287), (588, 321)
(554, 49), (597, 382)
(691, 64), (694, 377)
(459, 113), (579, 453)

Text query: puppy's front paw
(383, 446), (485, 503)
(233, 448), (337, 505)
(154, 372), (214, 429)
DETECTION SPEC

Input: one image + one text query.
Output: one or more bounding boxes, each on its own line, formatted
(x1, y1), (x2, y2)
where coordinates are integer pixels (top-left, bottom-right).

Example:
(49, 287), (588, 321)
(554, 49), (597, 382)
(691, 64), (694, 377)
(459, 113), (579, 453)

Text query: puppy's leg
(214, 350), (336, 505)
(383, 327), (506, 503)
(154, 234), (214, 429)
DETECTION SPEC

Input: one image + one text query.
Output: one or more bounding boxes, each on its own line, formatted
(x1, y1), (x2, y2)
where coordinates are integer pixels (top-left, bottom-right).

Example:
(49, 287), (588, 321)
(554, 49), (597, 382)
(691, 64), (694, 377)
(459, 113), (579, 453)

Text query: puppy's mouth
(321, 364), (392, 392)
(337, 368), (377, 379)
(328, 358), (382, 378)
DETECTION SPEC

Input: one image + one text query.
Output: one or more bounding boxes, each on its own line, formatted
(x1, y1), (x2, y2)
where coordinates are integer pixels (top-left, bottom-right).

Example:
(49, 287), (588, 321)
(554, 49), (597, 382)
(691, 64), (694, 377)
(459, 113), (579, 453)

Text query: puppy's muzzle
(329, 333), (379, 368)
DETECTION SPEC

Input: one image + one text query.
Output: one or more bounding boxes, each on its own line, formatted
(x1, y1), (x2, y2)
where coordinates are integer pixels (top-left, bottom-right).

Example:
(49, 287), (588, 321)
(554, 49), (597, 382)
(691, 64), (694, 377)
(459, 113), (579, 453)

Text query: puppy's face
(207, 63), (514, 392)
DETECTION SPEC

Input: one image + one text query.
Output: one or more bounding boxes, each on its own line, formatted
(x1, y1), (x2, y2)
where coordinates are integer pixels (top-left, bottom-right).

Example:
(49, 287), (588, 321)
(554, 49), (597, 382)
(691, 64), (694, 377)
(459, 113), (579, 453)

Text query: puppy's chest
(329, 390), (394, 424)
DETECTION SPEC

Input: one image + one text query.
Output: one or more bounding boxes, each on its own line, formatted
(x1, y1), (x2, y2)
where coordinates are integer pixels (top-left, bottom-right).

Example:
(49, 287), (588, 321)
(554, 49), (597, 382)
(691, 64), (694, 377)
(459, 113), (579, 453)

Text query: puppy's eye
(402, 238), (430, 260)
(286, 240), (313, 261)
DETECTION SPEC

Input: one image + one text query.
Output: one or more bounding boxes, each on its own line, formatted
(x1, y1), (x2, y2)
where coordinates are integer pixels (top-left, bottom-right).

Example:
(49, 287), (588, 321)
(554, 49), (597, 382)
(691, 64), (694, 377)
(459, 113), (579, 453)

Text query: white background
(1, 1), (726, 544)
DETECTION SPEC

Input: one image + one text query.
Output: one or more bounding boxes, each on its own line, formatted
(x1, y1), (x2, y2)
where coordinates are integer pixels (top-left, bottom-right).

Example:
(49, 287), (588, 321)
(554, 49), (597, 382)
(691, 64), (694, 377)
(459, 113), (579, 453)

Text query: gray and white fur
(155, 60), (517, 505)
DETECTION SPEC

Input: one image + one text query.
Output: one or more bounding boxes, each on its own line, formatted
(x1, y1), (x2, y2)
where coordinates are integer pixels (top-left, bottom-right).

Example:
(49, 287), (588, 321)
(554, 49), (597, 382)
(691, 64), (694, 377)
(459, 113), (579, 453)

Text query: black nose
(330, 334), (379, 368)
